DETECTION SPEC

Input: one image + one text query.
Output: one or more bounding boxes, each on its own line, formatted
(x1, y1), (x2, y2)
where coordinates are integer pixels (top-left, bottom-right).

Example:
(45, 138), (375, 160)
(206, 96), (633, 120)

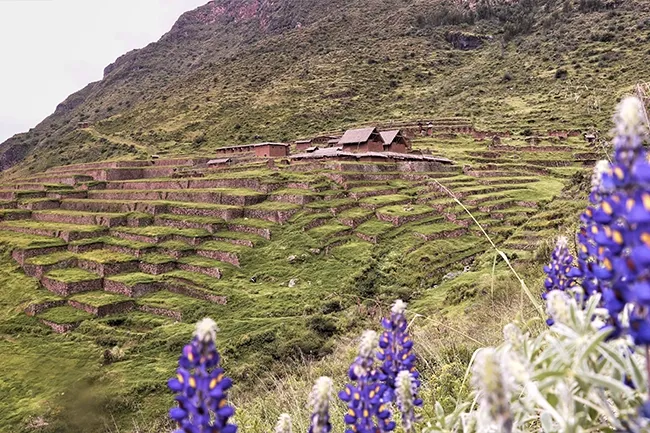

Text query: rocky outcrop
(445, 31), (490, 50)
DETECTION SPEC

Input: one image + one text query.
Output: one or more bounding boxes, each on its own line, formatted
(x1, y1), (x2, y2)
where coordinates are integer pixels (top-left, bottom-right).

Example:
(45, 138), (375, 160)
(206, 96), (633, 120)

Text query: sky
(0, 0), (208, 143)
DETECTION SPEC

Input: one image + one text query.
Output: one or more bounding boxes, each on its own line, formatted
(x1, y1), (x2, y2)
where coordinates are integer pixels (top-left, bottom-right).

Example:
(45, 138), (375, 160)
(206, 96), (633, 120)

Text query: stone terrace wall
(24, 300), (67, 316)
(138, 305), (182, 321)
(40, 319), (79, 333)
(41, 276), (103, 296)
(12, 245), (68, 266)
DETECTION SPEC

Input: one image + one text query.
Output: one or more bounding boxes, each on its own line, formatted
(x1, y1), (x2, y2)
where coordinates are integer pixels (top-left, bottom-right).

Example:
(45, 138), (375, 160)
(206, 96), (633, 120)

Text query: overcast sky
(0, 0), (208, 143)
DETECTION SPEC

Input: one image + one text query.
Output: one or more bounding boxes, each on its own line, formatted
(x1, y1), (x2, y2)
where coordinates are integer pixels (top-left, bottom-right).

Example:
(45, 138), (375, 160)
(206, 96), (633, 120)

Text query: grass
(247, 201), (301, 211)
(46, 268), (100, 283)
(178, 255), (226, 268)
(141, 252), (176, 264)
(0, 230), (67, 249)
(108, 273), (161, 286)
(25, 252), (75, 266)
(197, 240), (245, 254)
(113, 225), (211, 238)
(411, 221), (464, 236)
(376, 204), (433, 217)
(37, 306), (93, 324)
(157, 213), (225, 225)
(358, 194), (412, 206)
(0, 220), (105, 232)
(78, 249), (135, 264)
(355, 220), (394, 236)
(70, 291), (130, 307)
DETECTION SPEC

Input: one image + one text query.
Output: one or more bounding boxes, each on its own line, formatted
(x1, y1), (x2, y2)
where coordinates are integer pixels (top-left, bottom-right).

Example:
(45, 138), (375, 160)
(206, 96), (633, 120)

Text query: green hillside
(0, 0), (644, 431)
(1, 0), (649, 175)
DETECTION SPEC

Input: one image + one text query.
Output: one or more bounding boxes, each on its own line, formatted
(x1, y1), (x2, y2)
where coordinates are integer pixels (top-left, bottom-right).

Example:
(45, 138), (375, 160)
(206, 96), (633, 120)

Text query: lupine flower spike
(167, 318), (237, 433)
(395, 370), (422, 433)
(275, 413), (293, 433)
(377, 300), (420, 401)
(472, 348), (513, 433)
(339, 330), (396, 433)
(576, 96), (650, 343)
(309, 377), (333, 433)
(542, 237), (582, 325)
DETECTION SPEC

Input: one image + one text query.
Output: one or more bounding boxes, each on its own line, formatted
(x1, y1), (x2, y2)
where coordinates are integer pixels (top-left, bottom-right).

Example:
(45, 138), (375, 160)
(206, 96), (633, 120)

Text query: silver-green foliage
(427, 291), (649, 433)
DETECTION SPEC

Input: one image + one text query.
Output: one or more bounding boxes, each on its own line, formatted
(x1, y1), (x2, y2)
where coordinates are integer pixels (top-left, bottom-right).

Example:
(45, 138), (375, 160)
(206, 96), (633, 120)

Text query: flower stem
(646, 345), (650, 398)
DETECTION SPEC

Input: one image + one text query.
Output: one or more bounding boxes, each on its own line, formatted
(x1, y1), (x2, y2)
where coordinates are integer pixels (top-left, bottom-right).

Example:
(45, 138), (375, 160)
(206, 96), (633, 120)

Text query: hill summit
(1, 0), (649, 175)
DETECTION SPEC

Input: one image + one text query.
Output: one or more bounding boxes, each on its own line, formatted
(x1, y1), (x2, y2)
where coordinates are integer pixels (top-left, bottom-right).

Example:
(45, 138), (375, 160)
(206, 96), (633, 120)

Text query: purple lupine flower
(167, 318), (237, 433)
(339, 330), (396, 433)
(542, 236), (582, 325)
(377, 300), (420, 402)
(543, 236), (582, 298)
(576, 96), (650, 343)
(308, 377), (333, 433)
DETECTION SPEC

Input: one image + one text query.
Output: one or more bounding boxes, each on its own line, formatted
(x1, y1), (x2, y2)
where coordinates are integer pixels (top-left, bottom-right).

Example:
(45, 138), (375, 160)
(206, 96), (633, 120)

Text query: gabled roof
(379, 130), (401, 145)
(208, 158), (232, 165)
(338, 127), (382, 145)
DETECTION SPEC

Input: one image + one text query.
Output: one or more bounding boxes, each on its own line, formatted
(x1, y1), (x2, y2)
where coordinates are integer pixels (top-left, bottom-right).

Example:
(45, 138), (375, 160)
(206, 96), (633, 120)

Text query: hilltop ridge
(1, 0), (649, 175)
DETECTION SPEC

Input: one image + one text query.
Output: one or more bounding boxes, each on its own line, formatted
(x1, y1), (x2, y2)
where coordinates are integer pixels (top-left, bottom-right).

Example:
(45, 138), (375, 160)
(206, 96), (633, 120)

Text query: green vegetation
(70, 291), (130, 307)
(113, 225), (210, 238)
(108, 273), (160, 287)
(377, 204), (433, 217)
(38, 306), (93, 324)
(46, 268), (100, 283)
(25, 252), (75, 266)
(78, 250), (135, 263)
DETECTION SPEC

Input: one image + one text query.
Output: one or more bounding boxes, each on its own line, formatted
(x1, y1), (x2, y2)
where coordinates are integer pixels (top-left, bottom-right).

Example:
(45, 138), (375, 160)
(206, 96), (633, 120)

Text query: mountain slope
(2, 0), (649, 175)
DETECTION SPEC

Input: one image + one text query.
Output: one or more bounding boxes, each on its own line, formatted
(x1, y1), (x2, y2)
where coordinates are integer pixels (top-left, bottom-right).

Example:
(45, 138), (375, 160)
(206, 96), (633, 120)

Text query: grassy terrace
(78, 250), (136, 263)
(178, 255), (228, 269)
(376, 204), (433, 217)
(141, 252), (176, 264)
(25, 252), (74, 266)
(0, 220), (105, 232)
(108, 273), (161, 286)
(70, 291), (130, 306)
(307, 223), (352, 240)
(112, 226), (211, 238)
(38, 306), (93, 324)
(45, 268), (100, 283)
(156, 214), (225, 225)
(0, 132), (594, 431)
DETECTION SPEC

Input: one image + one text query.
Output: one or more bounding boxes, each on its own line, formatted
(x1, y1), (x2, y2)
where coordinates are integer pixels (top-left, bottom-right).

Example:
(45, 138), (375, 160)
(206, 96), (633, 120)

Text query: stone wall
(77, 259), (139, 277)
(41, 276), (102, 296)
(376, 210), (435, 226)
(24, 300), (67, 316)
(138, 261), (176, 275)
(137, 305), (182, 321)
(104, 279), (161, 297)
(23, 257), (78, 279)
(155, 216), (223, 233)
(243, 207), (298, 224)
(40, 319), (80, 333)
(227, 223), (271, 240)
(68, 299), (135, 317)
(12, 245), (68, 266)
(165, 281), (227, 304)
(168, 205), (244, 221)
(196, 249), (240, 267)
(414, 227), (467, 241)
(177, 263), (222, 279)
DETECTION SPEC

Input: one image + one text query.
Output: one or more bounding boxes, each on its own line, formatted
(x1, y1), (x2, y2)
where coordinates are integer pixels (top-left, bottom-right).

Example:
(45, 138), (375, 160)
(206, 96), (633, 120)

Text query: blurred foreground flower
(309, 377), (333, 433)
(167, 318), (237, 433)
(577, 96), (650, 343)
(339, 330), (395, 433)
